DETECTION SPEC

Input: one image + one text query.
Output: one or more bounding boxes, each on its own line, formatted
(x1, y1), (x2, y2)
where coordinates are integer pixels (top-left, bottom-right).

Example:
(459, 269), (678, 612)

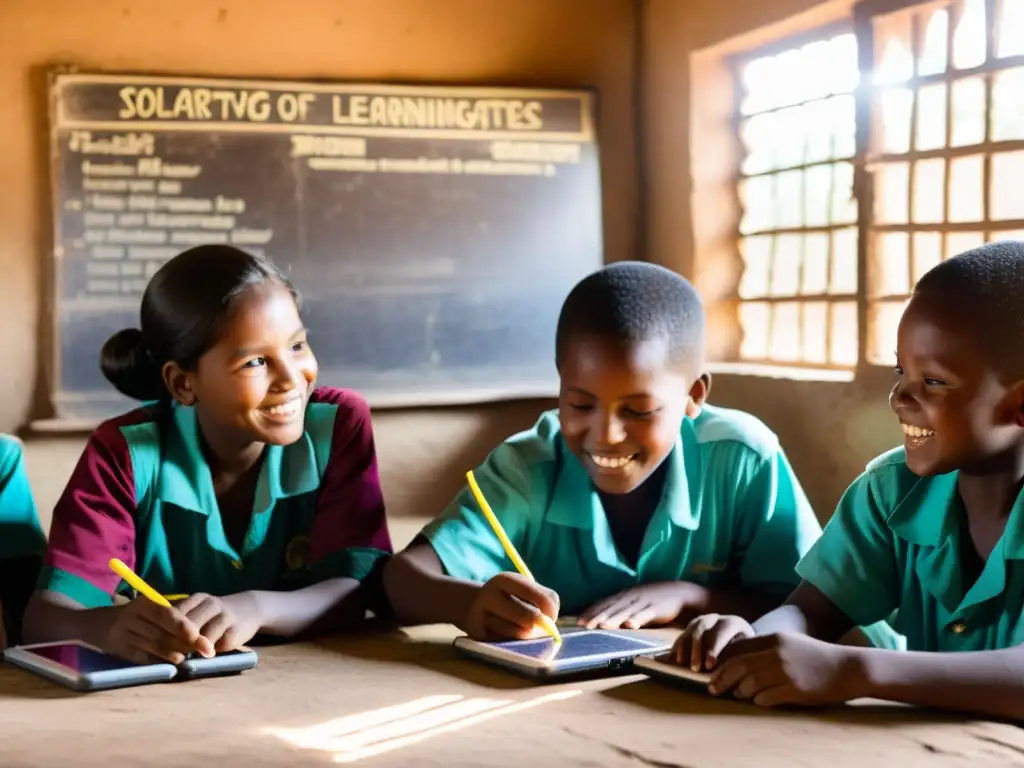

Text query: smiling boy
(675, 242), (1024, 719)
(384, 262), (895, 643)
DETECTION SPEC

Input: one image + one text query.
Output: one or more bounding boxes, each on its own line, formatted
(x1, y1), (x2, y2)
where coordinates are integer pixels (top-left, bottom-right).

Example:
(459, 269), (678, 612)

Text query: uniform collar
(888, 470), (1024, 558)
(156, 402), (321, 517)
(887, 468), (1024, 617)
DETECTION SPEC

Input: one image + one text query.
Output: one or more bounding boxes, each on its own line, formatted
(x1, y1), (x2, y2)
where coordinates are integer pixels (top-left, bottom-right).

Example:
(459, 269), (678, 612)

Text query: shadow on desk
(602, 678), (967, 727)
(0, 665), (83, 700)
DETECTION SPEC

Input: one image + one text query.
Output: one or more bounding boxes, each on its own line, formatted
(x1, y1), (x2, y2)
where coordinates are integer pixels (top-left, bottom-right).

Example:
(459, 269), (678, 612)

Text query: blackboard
(46, 72), (602, 423)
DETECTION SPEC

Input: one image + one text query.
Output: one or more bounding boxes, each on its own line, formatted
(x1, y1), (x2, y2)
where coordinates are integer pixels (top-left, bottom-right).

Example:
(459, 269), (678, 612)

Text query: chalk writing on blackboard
(46, 72), (603, 425)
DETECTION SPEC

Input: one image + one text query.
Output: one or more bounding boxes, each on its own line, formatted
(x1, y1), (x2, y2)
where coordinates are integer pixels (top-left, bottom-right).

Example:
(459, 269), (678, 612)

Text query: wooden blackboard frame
(37, 67), (603, 430)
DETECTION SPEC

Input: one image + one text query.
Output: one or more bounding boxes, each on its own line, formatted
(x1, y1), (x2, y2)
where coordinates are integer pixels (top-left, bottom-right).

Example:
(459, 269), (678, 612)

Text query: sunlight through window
(263, 690), (582, 764)
(736, 32), (859, 368)
(865, 0), (1024, 366)
(728, 0), (1023, 371)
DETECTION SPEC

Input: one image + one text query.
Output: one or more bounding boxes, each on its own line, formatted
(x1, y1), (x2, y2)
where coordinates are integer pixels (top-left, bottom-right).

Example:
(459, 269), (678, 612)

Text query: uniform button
(232, 559), (244, 570)
(951, 620), (967, 634)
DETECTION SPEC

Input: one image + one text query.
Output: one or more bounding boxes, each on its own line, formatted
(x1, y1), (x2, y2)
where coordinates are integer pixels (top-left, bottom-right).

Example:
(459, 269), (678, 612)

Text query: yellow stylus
(465, 470), (562, 645)
(109, 558), (172, 608)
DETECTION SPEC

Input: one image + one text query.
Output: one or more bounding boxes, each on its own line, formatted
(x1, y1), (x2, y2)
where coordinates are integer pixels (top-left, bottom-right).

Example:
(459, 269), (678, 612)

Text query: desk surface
(0, 625), (1022, 767)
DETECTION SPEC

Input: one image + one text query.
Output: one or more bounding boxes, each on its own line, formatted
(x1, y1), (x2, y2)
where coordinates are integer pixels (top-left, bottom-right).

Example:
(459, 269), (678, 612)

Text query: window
(731, 0), (1024, 372)
(735, 32), (861, 368)
(866, 0), (1024, 365)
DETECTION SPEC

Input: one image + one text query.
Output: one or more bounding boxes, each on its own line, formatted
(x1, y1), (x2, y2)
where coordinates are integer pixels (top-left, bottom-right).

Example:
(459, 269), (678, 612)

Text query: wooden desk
(0, 625), (1022, 767)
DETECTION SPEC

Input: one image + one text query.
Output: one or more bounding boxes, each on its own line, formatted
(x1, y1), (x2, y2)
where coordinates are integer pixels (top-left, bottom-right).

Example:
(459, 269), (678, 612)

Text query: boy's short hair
(913, 240), (1024, 379)
(555, 261), (705, 374)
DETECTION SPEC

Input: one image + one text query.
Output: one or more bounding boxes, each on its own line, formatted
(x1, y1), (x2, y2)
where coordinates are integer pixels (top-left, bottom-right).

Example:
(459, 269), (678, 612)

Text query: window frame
(727, 20), (861, 373)
(726, 0), (1024, 378)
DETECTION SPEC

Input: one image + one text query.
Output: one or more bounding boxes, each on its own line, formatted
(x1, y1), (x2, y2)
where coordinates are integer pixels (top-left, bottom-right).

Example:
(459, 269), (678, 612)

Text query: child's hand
(579, 582), (706, 631)
(176, 592), (263, 653)
(707, 632), (863, 707)
(107, 598), (213, 664)
(673, 613), (755, 671)
(465, 572), (559, 641)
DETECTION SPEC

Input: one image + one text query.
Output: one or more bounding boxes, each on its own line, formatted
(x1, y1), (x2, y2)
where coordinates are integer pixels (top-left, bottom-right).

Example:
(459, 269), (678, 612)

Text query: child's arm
(23, 423), (208, 661)
(247, 577), (366, 636)
(384, 539), (558, 638)
(383, 433), (560, 639)
(755, 583), (1024, 719)
(855, 645), (1024, 719)
(706, 582), (1024, 720)
(678, 467), (902, 669)
(750, 580), (857, 638)
(383, 539), (481, 628)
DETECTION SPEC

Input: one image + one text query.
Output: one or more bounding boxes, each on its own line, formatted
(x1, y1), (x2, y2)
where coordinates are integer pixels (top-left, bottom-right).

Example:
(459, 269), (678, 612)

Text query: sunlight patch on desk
(263, 690), (582, 763)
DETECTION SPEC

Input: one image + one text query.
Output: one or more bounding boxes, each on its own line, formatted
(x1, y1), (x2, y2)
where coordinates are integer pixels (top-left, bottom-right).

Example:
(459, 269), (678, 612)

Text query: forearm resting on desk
(383, 543), (478, 629)
(856, 646), (1024, 720)
(251, 577), (366, 637)
(22, 590), (118, 647)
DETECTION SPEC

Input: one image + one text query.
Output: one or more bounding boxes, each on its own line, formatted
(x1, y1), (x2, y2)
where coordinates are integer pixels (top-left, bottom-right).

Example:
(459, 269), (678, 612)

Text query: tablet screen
(491, 631), (656, 661)
(25, 643), (144, 673)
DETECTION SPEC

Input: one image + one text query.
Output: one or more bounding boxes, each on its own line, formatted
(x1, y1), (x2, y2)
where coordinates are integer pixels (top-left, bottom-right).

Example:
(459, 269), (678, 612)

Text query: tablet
(453, 629), (671, 678)
(633, 654), (712, 691)
(175, 648), (258, 680)
(3, 641), (177, 692)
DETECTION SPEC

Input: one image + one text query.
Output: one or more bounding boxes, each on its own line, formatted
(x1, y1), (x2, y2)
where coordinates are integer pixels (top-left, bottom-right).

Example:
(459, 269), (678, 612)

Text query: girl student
(24, 245), (393, 663)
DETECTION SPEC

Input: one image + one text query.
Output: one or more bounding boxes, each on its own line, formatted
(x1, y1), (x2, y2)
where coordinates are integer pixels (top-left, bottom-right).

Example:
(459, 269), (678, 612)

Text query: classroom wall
(3, 0), (908, 531)
(644, 0), (904, 520)
(0, 0), (637, 528)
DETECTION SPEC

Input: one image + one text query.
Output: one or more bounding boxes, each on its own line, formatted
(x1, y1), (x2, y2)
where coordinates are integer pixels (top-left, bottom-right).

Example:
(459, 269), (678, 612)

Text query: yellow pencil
(465, 470), (562, 645)
(108, 558), (172, 608)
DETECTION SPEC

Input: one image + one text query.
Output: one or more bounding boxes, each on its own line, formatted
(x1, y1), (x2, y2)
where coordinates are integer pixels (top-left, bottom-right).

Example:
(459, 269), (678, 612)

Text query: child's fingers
(579, 595), (617, 624)
(703, 626), (743, 670)
(501, 578), (559, 621)
(623, 605), (657, 630)
(686, 619), (714, 671)
(484, 612), (535, 640)
(123, 627), (186, 664)
(141, 602), (204, 647)
(198, 613), (234, 652)
(176, 592), (211, 614)
(708, 650), (770, 696)
(181, 598), (222, 631)
(671, 633), (689, 665)
(131, 611), (200, 658)
(491, 593), (544, 629)
(595, 600), (642, 629)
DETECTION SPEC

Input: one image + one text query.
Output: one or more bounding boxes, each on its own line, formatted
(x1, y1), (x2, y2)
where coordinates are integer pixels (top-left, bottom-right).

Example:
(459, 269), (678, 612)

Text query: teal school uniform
(427, 405), (825, 614)
(0, 436), (46, 561)
(0, 435), (46, 644)
(797, 446), (1024, 652)
(40, 388), (392, 608)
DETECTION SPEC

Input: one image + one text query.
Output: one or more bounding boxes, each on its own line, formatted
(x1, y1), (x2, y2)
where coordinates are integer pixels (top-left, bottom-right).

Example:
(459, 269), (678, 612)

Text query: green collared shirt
(40, 388), (392, 608)
(797, 446), (1024, 651)
(424, 404), (823, 615)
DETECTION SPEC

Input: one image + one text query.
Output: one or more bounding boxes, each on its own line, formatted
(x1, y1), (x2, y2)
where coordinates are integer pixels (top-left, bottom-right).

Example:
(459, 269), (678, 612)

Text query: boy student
(385, 261), (897, 646)
(0, 436), (46, 647)
(675, 241), (1024, 720)
(24, 245), (392, 664)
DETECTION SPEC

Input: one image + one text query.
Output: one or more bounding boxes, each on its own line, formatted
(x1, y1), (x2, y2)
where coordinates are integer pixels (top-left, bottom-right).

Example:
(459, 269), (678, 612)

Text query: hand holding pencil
(104, 558), (214, 664)
(463, 470), (563, 644)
